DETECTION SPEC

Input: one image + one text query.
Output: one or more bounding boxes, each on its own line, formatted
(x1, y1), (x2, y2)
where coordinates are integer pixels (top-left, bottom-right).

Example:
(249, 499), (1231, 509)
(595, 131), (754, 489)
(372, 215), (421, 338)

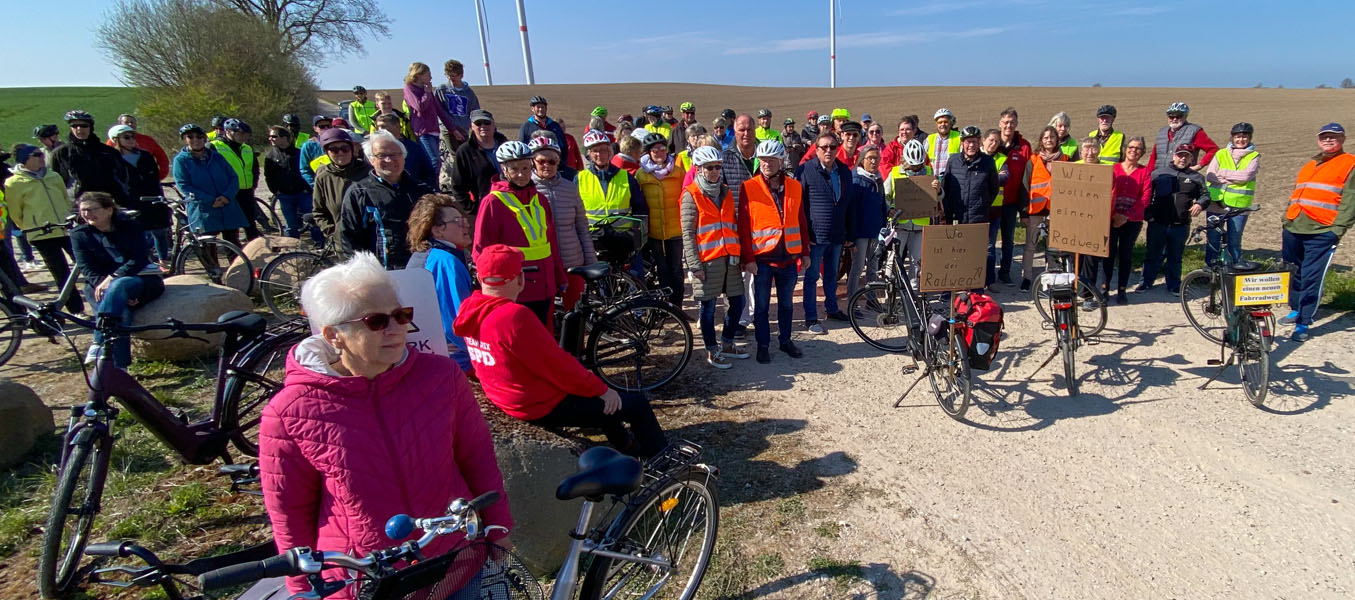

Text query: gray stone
(491, 434), (586, 575)
(0, 379), (55, 468)
(225, 235), (301, 296)
(130, 275), (255, 361)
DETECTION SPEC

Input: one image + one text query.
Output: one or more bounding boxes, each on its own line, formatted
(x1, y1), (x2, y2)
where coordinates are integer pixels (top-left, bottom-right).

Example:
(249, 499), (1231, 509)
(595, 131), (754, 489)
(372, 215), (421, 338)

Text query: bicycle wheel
(578, 466), (719, 600)
(847, 285), (910, 353)
(1032, 276), (1107, 336)
(836, 245), (854, 282)
(1239, 315), (1271, 407)
(587, 300), (693, 392)
(1180, 269), (1226, 344)
(38, 430), (111, 598)
(1058, 312), (1080, 397)
(0, 302), (25, 367)
(175, 238), (254, 294)
(221, 323), (307, 457)
(259, 251), (330, 319)
(590, 270), (647, 304)
(927, 329), (971, 420)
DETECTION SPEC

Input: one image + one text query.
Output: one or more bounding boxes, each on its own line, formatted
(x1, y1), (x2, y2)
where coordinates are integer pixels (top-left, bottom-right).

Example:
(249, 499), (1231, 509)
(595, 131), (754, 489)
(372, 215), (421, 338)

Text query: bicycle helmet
(660, 105), (673, 113)
(630, 127), (650, 141)
(581, 129), (611, 148)
(784, 118), (796, 126)
(830, 108), (851, 120)
(756, 108), (772, 118)
(644, 105), (662, 115)
(223, 118), (246, 132)
(1167, 101), (1189, 116)
(1096, 105), (1117, 118)
(817, 114), (831, 124)
(755, 139), (786, 160)
(63, 110), (94, 125)
(495, 141), (533, 163)
(529, 95), (548, 106)
(806, 110), (819, 120)
(933, 108), (954, 121)
(210, 115), (227, 128)
(591, 106), (608, 117)
(178, 123), (206, 137)
(903, 139), (927, 166)
(282, 113), (301, 127)
(691, 146), (722, 167)
(107, 124), (134, 140)
(33, 124), (59, 138)
(720, 109), (736, 120)
(528, 135), (561, 154)
(959, 125), (982, 139)
(679, 101), (695, 112)
(639, 131), (667, 151)
(1231, 122), (1254, 135)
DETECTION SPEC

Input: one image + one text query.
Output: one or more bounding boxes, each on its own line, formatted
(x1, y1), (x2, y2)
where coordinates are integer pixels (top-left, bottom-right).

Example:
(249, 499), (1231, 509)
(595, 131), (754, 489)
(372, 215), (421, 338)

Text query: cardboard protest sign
(891, 175), (939, 219)
(919, 223), (988, 292)
(1048, 162), (1114, 258)
(311, 267), (449, 357)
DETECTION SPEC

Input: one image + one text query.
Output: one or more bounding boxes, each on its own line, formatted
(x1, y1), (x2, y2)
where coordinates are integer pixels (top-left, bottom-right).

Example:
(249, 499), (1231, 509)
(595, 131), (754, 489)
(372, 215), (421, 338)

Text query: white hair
(300, 252), (398, 329)
(362, 128), (406, 159)
(1048, 112), (1071, 128)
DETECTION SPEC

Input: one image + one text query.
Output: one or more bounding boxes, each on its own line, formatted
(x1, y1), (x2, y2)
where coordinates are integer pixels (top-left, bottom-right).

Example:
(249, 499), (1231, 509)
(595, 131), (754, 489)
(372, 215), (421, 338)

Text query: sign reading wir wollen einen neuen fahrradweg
(1048, 162), (1113, 258)
(919, 223), (988, 292)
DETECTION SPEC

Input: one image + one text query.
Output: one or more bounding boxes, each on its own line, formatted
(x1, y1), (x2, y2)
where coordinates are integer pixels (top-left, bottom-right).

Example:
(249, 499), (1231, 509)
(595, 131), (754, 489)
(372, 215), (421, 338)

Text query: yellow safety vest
(1208, 150), (1259, 208)
(577, 168), (632, 224)
(350, 100), (377, 134)
(990, 153), (1007, 207)
(1089, 129), (1123, 165)
(211, 139), (255, 189)
(887, 165), (934, 226)
(490, 191), (552, 261)
(643, 122), (671, 139)
(0, 189), (7, 239)
(1059, 137), (1078, 159)
(676, 150), (692, 174)
(926, 130), (962, 166)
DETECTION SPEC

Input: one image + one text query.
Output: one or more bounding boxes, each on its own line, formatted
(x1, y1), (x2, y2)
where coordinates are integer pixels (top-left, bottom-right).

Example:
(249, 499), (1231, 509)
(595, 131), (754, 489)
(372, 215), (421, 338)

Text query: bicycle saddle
(567, 262), (612, 282)
(555, 446), (643, 501)
(216, 311), (267, 338)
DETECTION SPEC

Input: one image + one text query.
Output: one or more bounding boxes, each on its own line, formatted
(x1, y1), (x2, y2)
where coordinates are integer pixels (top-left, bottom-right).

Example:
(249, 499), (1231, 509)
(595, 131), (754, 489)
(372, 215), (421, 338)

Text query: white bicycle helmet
(933, 108), (955, 121)
(755, 139), (787, 160)
(495, 141), (533, 163)
(903, 139), (926, 166)
(691, 146), (722, 166)
(581, 129), (610, 148)
(528, 135), (560, 154)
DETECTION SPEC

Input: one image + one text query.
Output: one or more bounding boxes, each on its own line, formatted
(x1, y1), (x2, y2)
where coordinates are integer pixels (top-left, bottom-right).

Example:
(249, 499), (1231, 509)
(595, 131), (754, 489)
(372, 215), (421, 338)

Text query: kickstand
(1199, 351), (1235, 391)
(1027, 345), (1060, 380)
(893, 365), (929, 408)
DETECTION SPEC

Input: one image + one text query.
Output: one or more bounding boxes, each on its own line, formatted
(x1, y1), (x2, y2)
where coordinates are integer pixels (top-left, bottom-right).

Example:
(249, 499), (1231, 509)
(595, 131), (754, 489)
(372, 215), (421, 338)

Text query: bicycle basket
(479, 543), (543, 600)
(357, 541), (493, 600)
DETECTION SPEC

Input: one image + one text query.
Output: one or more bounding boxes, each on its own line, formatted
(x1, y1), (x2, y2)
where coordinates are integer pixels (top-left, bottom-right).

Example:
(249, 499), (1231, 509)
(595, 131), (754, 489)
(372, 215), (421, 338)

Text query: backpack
(953, 291), (1004, 371)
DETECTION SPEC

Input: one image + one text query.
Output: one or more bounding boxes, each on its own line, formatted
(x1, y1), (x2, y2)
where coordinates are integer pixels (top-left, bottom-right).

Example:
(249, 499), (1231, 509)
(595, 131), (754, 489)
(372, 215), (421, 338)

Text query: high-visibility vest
(1207, 149), (1259, 208)
(0, 189), (7, 239)
(1028, 154), (1063, 215)
(687, 183), (740, 262)
(744, 175), (804, 256)
(1090, 129), (1123, 165)
(310, 153), (332, 172)
(926, 130), (962, 171)
(207, 130), (218, 141)
(577, 168), (632, 224)
(1286, 152), (1355, 226)
(295, 132), (311, 147)
(211, 139), (255, 189)
(1059, 137), (1078, 160)
(349, 100), (377, 134)
(990, 153), (1008, 207)
(490, 190), (552, 261)
(676, 150), (692, 174)
(887, 165), (934, 227)
(755, 127), (783, 143)
(637, 165), (684, 240)
(643, 122), (671, 139)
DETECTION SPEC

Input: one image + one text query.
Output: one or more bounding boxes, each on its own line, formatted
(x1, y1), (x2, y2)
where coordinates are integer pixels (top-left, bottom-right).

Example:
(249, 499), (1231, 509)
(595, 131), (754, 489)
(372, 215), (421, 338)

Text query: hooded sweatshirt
(472, 180), (567, 303)
(453, 291), (608, 420)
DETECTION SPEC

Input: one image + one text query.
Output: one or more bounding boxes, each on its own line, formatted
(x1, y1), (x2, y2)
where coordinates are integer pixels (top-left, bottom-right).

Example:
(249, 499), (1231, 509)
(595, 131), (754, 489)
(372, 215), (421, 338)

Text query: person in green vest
(754, 109), (783, 143)
(981, 128), (1014, 285)
(926, 108), (962, 176)
(283, 114), (310, 148)
(1049, 112), (1079, 160)
(211, 118), (262, 240)
(1090, 105), (1124, 165)
(1197, 122), (1260, 268)
(347, 85), (377, 135)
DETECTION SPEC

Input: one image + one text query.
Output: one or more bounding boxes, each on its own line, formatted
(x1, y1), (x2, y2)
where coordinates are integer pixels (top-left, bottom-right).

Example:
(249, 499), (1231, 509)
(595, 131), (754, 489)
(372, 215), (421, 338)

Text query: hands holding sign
(1048, 162), (1114, 257)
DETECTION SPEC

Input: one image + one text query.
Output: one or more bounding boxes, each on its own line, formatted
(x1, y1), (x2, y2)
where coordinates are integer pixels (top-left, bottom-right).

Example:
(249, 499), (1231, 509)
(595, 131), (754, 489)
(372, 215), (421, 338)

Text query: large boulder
(130, 275), (255, 361)
(224, 235), (301, 296)
(0, 379), (55, 468)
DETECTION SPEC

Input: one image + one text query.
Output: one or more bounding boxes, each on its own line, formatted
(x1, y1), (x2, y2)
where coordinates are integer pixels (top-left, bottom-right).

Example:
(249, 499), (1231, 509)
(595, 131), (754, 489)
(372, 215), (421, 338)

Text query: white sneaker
(720, 342), (750, 359)
(20, 261), (42, 274)
(707, 350), (732, 370)
(806, 321), (827, 335)
(84, 345), (104, 365)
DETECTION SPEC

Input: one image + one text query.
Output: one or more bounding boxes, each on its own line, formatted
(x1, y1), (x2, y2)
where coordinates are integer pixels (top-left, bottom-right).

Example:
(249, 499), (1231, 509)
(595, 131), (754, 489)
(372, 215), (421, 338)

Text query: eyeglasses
(534, 158), (559, 166)
(701, 164), (723, 171)
(339, 307), (414, 331)
(817, 144), (838, 151)
(315, 123), (333, 130)
(372, 152), (401, 161)
(1167, 113), (1185, 119)
(70, 123), (91, 129)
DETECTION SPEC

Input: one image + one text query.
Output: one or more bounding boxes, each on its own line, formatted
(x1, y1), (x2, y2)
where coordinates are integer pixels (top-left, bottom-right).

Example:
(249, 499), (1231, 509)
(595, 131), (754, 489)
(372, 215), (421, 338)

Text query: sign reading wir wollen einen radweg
(1048, 162), (1113, 258)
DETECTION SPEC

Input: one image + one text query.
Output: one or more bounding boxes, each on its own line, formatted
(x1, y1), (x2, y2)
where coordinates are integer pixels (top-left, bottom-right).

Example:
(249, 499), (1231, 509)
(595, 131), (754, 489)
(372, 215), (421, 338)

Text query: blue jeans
(754, 262), (798, 347)
(1205, 212), (1248, 267)
(700, 294), (745, 350)
(802, 243), (842, 321)
(10, 219), (35, 262)
(991, 203), (1019, 278)
(1140, 222), (1189, 291)
(92, 277), (146, 368)
(1281, 229), (1338, 327)
(418, 134), (443, 175)
(145, 228), (172, 263)
(275, 192), (322, 243)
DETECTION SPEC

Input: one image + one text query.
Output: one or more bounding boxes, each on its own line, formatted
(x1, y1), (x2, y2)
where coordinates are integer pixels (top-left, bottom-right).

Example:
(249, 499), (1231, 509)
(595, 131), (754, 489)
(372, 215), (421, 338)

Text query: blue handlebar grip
(385, 514), (414, 540)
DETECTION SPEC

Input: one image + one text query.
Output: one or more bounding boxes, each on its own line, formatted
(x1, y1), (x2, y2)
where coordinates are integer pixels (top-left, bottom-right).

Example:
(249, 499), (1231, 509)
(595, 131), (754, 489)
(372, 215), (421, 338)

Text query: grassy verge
(0, 87), (140, 148)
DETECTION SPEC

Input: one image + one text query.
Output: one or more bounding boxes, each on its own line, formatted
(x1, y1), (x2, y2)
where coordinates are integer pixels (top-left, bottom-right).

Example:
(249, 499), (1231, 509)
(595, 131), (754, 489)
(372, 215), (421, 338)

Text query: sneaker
(84, 345), (103, 365)
(806, 321), (827, 335)
(1019, 279), (1032, 292)
(1292, 324), (1310, 342)
(20, 261), (42, 274)
(779, 342), (803, 358)
(738, 319), (750, 328)
(1132, 283), (1152, 294)
(756, 346), (771, 363)
(999, 273), (1014, 285)
(707, 350), (732, 370)
(733, 328), (748, 340)
(19, 282), (47, 294)
(1278, 310), (1299, 325)
(827, 310), (850, 322)
(1115, 289), (1128, 306)
(1167, 287), (1181, 297)
(720, 342), (750, 359)
(1080, 298), (1100, 312)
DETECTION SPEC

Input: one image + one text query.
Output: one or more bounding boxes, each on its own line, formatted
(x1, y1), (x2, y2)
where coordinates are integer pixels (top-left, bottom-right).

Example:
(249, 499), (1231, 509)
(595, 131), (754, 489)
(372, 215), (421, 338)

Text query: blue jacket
(172, 147), (247, 234)
(69, 213), (165, 306)
(795, 159), (856, 245)
(518, 116), (566, 147)
(399, 137), (437, 189)
(940, 153), (998, 225)
(298, 139), (324, 185)
(848, 170), (887, 240)
(423, 241), (473, 372)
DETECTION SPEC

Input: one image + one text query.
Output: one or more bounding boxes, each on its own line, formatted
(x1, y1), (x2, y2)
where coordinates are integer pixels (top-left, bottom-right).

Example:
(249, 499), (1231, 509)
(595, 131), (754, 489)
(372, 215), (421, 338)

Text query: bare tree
(1341, 77), (1354, 89)
(213, 0), (390, 60)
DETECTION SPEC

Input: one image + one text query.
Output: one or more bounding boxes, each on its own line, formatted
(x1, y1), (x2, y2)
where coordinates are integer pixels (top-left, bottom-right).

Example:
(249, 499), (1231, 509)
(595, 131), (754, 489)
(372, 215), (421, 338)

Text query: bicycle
(1180, 207), (1285, 405)
(257, 214), (338, 319)
(588, 215), (651, 301)
(847, 225), (973, 419)
(0, 218), (85, 367)
(13, 286), (306, 597)
(143, 192), (256, 295)
(1027, 248), (1108, 396)
(558, 262), (693, 392)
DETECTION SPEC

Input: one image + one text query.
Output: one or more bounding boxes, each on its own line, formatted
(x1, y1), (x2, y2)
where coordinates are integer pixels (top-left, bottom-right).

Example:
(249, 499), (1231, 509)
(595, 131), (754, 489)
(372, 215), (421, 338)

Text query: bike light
(1249, 310), (1272, 317)
(1058, 322), (1068, 331)
(1053, 302), (1073, 310)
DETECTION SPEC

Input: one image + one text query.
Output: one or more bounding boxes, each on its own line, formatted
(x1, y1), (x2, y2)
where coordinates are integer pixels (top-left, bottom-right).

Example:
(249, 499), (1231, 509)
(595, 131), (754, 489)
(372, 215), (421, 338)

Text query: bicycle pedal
(1207, 359), (1223, 366)
(900, 365), (917, 375)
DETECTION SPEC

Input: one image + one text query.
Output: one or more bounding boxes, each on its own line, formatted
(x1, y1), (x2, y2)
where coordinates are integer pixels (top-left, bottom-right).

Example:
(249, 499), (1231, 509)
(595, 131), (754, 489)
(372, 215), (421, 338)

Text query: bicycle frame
(553, 497), (675, 599)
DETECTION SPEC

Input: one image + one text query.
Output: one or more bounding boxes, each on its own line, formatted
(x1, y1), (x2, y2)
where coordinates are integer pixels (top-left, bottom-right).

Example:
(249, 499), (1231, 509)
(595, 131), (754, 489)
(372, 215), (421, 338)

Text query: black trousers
(1103, 220), (1143, 292)
(235, 189), (261, 240)
(530, 392), (669, 458)
(31, 237), (84, 313)
(644, 237), (685, 308)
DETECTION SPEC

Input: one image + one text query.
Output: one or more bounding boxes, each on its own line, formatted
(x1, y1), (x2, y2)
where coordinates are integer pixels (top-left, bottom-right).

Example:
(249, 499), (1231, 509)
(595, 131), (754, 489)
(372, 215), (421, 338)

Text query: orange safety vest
(744, 176), (804, 256)
(1027, 153), (1064, 215)
(687, 183), (740, 262)
(1287, 152), (1355, 226)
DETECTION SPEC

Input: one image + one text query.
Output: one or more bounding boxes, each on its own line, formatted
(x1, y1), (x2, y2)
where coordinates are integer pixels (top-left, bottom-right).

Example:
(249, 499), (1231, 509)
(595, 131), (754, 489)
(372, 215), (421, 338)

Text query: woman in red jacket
(260, 252), (511, 600)
(1104, 136), (1153, 304)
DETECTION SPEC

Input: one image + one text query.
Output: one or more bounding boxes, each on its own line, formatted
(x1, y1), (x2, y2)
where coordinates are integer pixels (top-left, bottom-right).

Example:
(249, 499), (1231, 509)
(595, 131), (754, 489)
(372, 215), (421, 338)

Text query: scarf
(695, 175), (724, 207)
(640, 154), (675, 178)
(1039, 148), (1062, 162)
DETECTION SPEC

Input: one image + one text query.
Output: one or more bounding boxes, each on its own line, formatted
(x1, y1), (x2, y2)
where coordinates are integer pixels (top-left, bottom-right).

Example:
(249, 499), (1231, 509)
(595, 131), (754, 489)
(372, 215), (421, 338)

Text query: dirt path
(663, 278), (1354, 599)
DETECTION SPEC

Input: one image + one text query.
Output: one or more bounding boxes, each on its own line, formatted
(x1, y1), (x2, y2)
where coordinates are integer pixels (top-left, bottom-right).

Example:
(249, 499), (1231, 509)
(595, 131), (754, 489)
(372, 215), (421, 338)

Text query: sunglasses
(325, 145), (353, 154)
(70, 123), (91, 129)
(701, 164), (723, 171)
(118, 134), (136, 139)
(315, 123), (333, 130)
(534, 158), (559, 166)
(817, 144), (838, 150)
(339, 307), (414, 331)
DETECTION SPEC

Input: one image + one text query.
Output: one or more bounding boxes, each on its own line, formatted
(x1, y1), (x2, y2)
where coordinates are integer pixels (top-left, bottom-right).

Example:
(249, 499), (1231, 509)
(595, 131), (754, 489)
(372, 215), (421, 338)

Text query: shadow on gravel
(666, 418), (857, 507)
(736, 563), (935, 599)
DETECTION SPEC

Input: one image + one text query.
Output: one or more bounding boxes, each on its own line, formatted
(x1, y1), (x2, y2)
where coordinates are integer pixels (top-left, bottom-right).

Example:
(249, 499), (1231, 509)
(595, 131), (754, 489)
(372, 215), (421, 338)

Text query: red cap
(331, 117), (350, 129)
(1174, 144), (1198, 155)
(475, 244), (523, 286)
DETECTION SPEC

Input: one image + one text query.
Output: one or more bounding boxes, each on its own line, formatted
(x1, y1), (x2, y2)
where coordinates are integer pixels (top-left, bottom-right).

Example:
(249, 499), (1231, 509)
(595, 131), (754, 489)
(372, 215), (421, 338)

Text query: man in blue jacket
(939, 126), (1000, 286)
(298, 115), (333, 186)
(796, 130), (857, 333)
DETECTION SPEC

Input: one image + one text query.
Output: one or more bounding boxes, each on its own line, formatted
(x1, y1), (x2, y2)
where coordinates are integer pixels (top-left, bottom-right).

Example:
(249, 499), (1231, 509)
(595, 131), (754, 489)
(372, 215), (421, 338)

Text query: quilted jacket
(259, 336), (512, 597)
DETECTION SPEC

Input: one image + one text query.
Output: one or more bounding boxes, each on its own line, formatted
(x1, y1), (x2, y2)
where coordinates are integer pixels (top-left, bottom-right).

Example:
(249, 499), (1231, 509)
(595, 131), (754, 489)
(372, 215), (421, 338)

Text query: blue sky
(7, 0), (1352, 89)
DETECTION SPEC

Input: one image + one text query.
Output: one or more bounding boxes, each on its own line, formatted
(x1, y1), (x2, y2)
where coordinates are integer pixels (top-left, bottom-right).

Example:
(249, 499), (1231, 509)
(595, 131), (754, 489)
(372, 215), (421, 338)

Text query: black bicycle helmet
(1096, 104), (1117, 118)
(178, 123), (206, 137)
(282, 113), (301, 127)
(1231, 122), (1254, 135)
(33, 124), (59, 138)
(959, 125), (983, 139)
(63, 110), (94, 124)
(210, 115), (227, 128)
(529, 95), (547, 106)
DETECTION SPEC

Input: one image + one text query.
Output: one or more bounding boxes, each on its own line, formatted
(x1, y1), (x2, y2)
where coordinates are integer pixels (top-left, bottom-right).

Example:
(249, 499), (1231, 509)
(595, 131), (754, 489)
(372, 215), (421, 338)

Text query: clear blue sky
(7, 0), (1351, 89)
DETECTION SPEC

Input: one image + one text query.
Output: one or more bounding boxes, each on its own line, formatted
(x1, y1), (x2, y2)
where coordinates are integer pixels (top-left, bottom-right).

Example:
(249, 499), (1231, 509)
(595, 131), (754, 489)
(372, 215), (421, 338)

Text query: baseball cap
(1318, 122), (1346, 135)
(312, 115), (332, 126)
(861, 113), (873, 122)
(13, 144), (41, 165)
(331, 117), (350, 129)
(470, 109), (494, 124)
(475, 244), (524, 285)
(318, 128), (353, 147)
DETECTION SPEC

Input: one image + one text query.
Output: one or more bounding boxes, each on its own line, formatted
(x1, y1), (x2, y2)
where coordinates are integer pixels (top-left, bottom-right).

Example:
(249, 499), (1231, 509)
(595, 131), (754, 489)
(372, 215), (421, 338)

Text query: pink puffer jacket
(259, 336), (512, 597)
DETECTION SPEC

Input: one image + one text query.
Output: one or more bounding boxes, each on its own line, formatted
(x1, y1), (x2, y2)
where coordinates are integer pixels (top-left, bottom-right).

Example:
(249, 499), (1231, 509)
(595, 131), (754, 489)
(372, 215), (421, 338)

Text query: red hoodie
(453, 291), (608, 420)
(473, 180), (567, 303)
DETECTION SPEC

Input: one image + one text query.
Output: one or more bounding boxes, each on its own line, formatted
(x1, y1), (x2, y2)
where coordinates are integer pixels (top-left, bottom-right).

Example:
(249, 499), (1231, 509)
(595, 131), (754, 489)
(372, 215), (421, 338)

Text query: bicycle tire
(1032, 275), (1108, 336)
(259, 251), (331, 319)
(1180, 269), (1226, 344)
(1239, 315), (1271, 407)
(836, 245), (854, 282)
(221, 324), (308, 457)
(590, 270), (647, 304)
(1058, 312), (1080, 397)
(174, 238), (254, 295)
(255, 197), (282, 235)
(927, 328), (971, 420)
(37, 430), (111, 598)
(578, 466), (719, 600)
(0, 302), (25, 367)
(586, 299), (693, 392)
(847, 285), (910, 353)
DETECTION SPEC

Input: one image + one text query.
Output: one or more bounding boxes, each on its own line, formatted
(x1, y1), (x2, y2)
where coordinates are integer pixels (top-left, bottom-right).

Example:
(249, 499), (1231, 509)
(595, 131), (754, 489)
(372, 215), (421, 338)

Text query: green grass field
(0, 87), (139, 151)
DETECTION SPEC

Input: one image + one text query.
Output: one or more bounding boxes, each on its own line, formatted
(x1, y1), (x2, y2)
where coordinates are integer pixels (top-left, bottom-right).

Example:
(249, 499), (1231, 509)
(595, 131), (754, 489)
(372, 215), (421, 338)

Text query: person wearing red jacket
(879, 115), (924, 176)
(995, 107), (1031, 284)
(1146, 101), (1219, 175)
(454, 245), (669, 458)
(106, 114), (169, 180)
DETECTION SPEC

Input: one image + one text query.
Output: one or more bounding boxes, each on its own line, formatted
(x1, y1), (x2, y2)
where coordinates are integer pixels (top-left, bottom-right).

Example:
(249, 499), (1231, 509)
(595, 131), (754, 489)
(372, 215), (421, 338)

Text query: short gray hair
(1048, 112), (1071, 128)
(684, 124), (707, 139)
(363, 128), (406, 159)
(300, 252), (398, 329)
(588, 116), (606, 131)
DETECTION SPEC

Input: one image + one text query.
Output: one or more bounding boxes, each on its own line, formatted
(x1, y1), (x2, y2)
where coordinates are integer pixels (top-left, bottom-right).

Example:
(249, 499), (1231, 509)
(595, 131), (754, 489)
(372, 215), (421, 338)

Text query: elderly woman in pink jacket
(259, 252), (511, 600)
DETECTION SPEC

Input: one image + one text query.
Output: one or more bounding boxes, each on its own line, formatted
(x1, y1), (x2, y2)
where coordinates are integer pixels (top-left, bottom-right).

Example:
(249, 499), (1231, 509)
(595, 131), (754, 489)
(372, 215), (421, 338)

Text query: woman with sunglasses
(261, 251), (512, 600)
(530, 135), (595, 309)
(171, 123), (248, 248)
(109, 124), (173, 270)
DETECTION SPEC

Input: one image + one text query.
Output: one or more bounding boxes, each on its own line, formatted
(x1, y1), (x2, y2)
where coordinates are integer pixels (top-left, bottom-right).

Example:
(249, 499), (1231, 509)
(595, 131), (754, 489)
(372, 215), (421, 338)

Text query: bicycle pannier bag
(953, 291), (1004, 371)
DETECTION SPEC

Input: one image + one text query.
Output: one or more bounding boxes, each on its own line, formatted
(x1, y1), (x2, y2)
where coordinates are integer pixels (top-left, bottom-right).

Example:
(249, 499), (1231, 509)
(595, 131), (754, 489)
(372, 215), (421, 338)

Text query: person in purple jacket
(403, 61), (458, 176)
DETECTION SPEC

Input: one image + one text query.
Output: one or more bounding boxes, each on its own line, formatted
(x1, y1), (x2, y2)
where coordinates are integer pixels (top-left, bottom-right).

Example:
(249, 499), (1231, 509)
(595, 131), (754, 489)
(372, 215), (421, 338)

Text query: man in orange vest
(737, 140), (809, 363)
(1280, 122), (1355, 342)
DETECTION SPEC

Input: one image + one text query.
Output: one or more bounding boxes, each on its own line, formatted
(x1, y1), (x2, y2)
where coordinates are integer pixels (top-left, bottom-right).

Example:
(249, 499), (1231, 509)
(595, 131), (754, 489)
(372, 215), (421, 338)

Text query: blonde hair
(618, 135), (642, 157)
(374, 90), (391, 102)
(692, 134), (718, 149)
(404, 62), (430, 85)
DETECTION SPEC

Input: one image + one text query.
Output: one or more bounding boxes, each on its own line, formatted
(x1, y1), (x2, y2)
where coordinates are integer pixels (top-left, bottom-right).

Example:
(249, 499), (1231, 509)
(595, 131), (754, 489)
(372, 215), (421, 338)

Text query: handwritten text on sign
(1049, 162), (1114, 258)
(1232, 271), (1290, 306)
(891, 175), (939, 220)
(919, 223), (988, 292)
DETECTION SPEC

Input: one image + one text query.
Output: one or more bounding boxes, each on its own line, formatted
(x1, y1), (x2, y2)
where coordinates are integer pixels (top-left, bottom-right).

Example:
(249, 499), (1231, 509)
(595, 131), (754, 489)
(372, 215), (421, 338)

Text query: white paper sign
(309, 267), (448, 357)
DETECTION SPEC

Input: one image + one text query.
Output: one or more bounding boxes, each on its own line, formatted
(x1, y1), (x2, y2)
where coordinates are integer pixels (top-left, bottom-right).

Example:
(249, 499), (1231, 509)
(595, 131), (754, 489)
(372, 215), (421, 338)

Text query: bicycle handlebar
(20, 214), (80, 236)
